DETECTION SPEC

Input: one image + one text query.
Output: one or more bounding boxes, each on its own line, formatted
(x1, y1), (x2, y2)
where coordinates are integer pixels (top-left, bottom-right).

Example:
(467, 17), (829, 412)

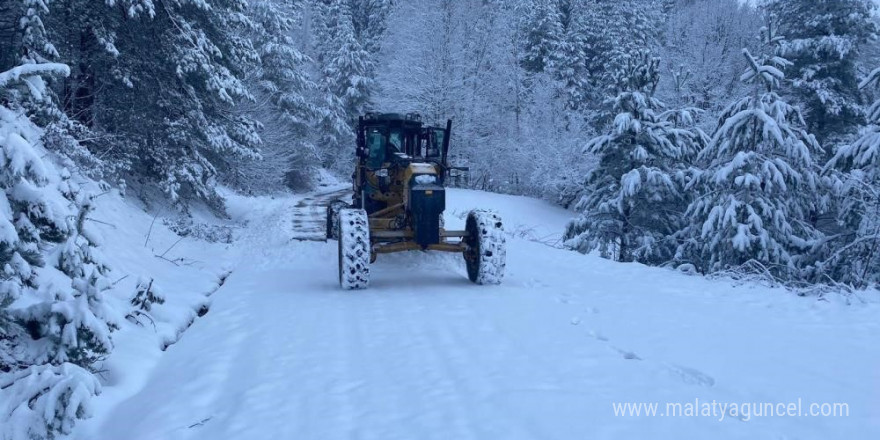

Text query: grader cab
(327, 113), (506, 289)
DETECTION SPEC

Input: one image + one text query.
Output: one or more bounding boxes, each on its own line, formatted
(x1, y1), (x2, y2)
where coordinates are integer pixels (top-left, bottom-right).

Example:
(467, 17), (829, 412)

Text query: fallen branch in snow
(154, 255), (180, 266)
(125, 310), (158, 331)
(507, 225), (564, 249)
(86, 217), (117, 229)
(707, 259), (866, 302)
(708, 259), (788, 289)
(155, 255), (199, 266)
(158, 236), (185, 258)
(145, 212), (161, 247)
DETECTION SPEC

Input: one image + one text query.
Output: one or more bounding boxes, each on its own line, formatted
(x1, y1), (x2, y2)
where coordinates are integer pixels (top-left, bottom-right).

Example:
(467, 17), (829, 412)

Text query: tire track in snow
(413, 294), (533, 440)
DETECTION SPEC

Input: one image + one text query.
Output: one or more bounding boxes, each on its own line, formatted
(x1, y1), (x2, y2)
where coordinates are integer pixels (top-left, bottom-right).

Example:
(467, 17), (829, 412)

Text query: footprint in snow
(587, 330), (609, 341)
(526, 278), (550, 289)
(663, 363), (716, 387)
(613, 346), (642, 360)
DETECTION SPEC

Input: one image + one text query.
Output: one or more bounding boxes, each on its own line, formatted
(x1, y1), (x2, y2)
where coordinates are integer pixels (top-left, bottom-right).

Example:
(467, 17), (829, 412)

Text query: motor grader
(327, 113), (505, 290)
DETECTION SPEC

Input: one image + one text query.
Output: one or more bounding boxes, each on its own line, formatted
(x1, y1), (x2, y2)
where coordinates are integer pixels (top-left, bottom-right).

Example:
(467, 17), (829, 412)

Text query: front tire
(463, 210), (506, 285)
(338, 209), (371, 289)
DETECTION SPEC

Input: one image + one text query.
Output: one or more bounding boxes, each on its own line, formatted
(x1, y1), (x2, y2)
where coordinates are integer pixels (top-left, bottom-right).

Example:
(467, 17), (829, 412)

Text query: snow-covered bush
(163, 217), (236, 244)
(1, 363), (100, 440)
(564, 50), (704, 264)
(676, 20), (823, 279)
(126, 277), (164, 330)
(129, 278), (164, 314)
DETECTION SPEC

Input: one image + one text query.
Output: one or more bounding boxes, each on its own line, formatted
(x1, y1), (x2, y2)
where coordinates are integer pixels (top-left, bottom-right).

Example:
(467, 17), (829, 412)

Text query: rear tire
(338, 209), (371, 289)
(463, 210), (506, 285)
(326, 200), (348, 240)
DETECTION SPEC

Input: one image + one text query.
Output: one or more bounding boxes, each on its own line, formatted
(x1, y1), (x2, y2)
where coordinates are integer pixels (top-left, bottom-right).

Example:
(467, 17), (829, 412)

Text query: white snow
(0, 64), (70, 95)
(414, 174), (437, 185)
(68, 187), (879, 440)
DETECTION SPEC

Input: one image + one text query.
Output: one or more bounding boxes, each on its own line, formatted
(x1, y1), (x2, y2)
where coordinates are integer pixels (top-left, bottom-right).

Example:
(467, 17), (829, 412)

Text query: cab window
(367, 130), (385, 168)
(388, 129), (404, 153)
(427, 129), (444, 158)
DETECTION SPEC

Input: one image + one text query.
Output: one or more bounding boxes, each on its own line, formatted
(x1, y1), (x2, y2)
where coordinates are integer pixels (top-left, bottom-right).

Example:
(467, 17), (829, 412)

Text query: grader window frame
(357, 113), (452, 170)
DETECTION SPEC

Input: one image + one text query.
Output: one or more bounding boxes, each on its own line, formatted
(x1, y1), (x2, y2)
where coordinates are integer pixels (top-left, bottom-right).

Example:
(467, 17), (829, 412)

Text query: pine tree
(32, 195), (115, 366)
(767, 0), (878, 149)
(39, 0), (263, 212)
(660, 0), (762, 116)
(564, 50), (704, 264)
(1, 363), (101, 440)
(17, 0), (60, 64)
(322, 2), (374, 119)
(2, 58), (113, 439)
(349, 0), (394, 56)
(820, 67), (880, 287)
(580, 0), (663, 81)
(312, 0), (377, 171)
(0, 132), (116, 368)
(519, 0), (563, 74)
(234, 0), (320, 192)
(2, 66), (72, 372)
(676, 18), (823, 279)
(578, 0), (664, 129)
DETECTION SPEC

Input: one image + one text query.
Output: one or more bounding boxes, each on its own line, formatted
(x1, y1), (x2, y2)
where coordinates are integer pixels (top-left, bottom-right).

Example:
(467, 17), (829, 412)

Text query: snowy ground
(78, 188), (878, 440)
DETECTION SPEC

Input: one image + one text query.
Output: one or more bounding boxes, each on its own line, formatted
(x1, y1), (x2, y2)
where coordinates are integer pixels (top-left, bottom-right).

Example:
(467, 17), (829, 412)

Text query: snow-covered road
(88, 189), (879, 440)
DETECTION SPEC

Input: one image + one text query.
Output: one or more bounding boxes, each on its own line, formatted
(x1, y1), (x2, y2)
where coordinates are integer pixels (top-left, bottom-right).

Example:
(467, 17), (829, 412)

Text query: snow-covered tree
(819, 67), (880, 287)
(518, 0), (663, 124)
(2, 66), (72, 371)
(581, 0), (664, 81)
(659, 0), (761, 120)
(519, 0), (563, 74)
(676, 19), (823, 278)
(2, 60), (113, 439)
(349, 0), (393, 56)
(767, 0), (878, 149)
(322, 2), (374, 120)
(564, 50), (704, 264)
(38, 0), (263, 212)
(551, 0), (589, 117)
(232, 0), (321, 192)
(311, 0), (391, 172)
(26, 194), (116, 367)
(13, 0), (59, 65)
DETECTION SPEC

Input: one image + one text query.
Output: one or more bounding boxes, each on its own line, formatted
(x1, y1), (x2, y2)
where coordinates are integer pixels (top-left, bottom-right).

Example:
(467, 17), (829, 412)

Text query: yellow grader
(327, 113), (505, 289)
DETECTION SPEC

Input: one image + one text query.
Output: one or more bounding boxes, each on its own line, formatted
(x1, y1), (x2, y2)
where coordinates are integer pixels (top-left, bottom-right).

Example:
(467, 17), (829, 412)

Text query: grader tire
(463, 210), (506, 285)
(338, 209), (371, 289)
